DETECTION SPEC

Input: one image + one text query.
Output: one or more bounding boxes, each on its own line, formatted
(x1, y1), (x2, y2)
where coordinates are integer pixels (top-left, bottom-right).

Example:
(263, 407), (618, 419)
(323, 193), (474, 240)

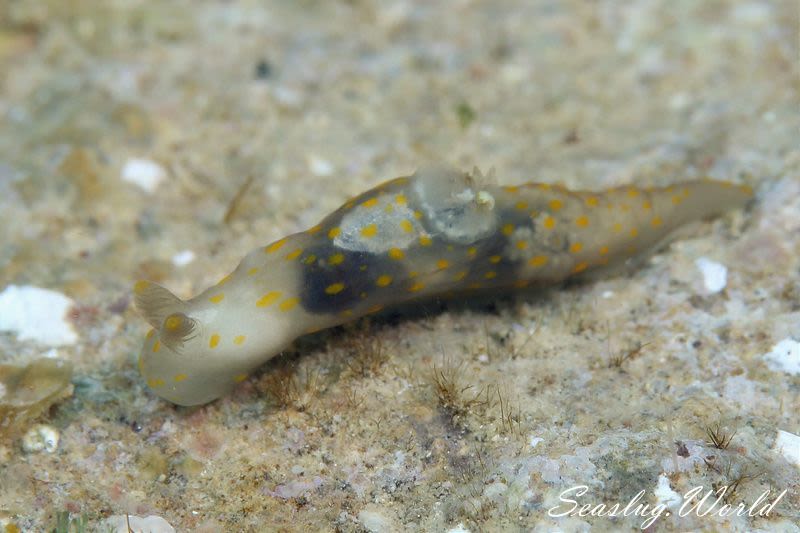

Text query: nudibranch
(135, 166), (752, 405)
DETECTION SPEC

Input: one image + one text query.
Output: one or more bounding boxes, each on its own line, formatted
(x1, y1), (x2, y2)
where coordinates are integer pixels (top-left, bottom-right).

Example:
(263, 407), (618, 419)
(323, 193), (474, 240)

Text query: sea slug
(135, 166), (752, 405)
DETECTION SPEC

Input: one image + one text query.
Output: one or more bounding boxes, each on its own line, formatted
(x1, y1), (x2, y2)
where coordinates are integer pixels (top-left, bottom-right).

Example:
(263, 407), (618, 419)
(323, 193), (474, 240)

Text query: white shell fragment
(694, 257), (727, 293)
(21, 424), (60, 453)
(121, 158), (166, 193)
(773, 430), (800, 468)
(763, 338), (800, 376)
(0, 285), (78, 346)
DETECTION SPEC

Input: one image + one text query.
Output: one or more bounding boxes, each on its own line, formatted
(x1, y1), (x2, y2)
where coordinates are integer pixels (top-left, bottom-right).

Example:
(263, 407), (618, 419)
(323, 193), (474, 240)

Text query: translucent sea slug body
(135, 166), (752, 405)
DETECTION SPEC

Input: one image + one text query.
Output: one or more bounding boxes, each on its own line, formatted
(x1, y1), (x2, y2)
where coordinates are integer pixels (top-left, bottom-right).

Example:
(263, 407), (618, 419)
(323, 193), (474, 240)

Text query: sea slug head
(133, 280), (274, 405)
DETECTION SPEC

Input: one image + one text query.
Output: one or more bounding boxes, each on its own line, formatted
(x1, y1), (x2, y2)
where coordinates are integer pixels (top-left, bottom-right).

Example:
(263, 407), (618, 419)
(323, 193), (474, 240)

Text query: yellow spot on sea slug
(328, 227), (341, 239)
(285, 248), (303, 260)
(419, 235), (433, 246)
(544, 216), (556, 230)
(515, 201), (528, 210)
(165, 315), (182, 330)
(485, 271), (497, 279)
(572, 262), (589, 274)
(585, 196), (599, 207)
(279, 297), (299, 311)
(570, 242), (583, 253)
(307, 224), (322, 234)
(218, 274), (232, 286)
(529, 255), (548, 267)
(326, 282), (345, 295)
(361, 224), (378, 238)
(437, 259), (450, 269)
(302, 254), (317, 265)
(549, 199), (564, 211)
(599, 245), (610, 255)
(395, 194), (407, 205)
(209, 334), (220, 348)
(361, 197), (379, 208)
(414, 211), (423, 219)
(502, 224), (514, 236)
(630, 228), (639, 238)
(256, 291), (282, 307)
(146, 328), (155, 339)
(612, 222), (623, 233)
(376, 275), (393, 287)
(147, 378), (165, 388)
(409, 281), (425, 292)
(247, 267), (259, 276)
(400, 219), (414, 233)
(152, 340), (161, 353)
(388, 247), (405, 260)
(134, 280), (149, 294)
(516, 240), (528, 250)
(329, 253), (344, 265)
(642, 200), (652, 210)
(234, 335), (246, 345)
(467, 246), (477, 257)
(174, 373), (188, 383)
(234, 374), (248, 383)
(209, 293), (225, 304)
(265, 239), (287, 253)
(651, 216), (663, 227)
(504, 185), (519, 193)
(454, 271), (468, 281)
(489, 255), (502, 264)
(368, 304), (383, 314)
(627, 188), (640, 197)
(575, 215), (589, 228)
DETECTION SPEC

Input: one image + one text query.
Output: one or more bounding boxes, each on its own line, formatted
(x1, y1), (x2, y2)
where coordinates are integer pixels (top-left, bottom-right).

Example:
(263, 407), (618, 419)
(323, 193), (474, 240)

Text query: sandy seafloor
(0, 1), (798, 531)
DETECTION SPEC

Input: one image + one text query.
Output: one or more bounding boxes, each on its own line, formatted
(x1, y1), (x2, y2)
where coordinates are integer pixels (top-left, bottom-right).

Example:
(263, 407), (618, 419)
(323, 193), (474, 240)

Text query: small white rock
(0, 285), (78, 346)
(308, 155), (334, 177)
(529, 436), (543, 448)
(695, 257), (727, 293)
(171, 249), (196, 267)
(773, 430), (800, 468)
(358, 506), (397, 533)
(21, 424), (60, 454)
(121, 158), (166, 193)
(653, 473), (681, 508)
(103, 515), (176, 533)
(447, 523), (471, 533)
(763, 338), (800, 376)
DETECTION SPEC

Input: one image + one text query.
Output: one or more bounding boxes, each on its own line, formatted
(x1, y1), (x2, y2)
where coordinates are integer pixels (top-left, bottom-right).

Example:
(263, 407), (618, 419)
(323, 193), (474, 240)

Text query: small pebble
(121, 158), (166, 193)
(357, 507), (395, 533)
(695, 257), (727, 293)
(0, 285), (78, 346)
(308, 155), (334, 177)
(21, 424), (60, 454)
(104, 515), (176, 533)
(773, 430), (800, 468)
(763, 338), (800, 376)
(171, 250), (196, 267)
(653, 474), (681, 508)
